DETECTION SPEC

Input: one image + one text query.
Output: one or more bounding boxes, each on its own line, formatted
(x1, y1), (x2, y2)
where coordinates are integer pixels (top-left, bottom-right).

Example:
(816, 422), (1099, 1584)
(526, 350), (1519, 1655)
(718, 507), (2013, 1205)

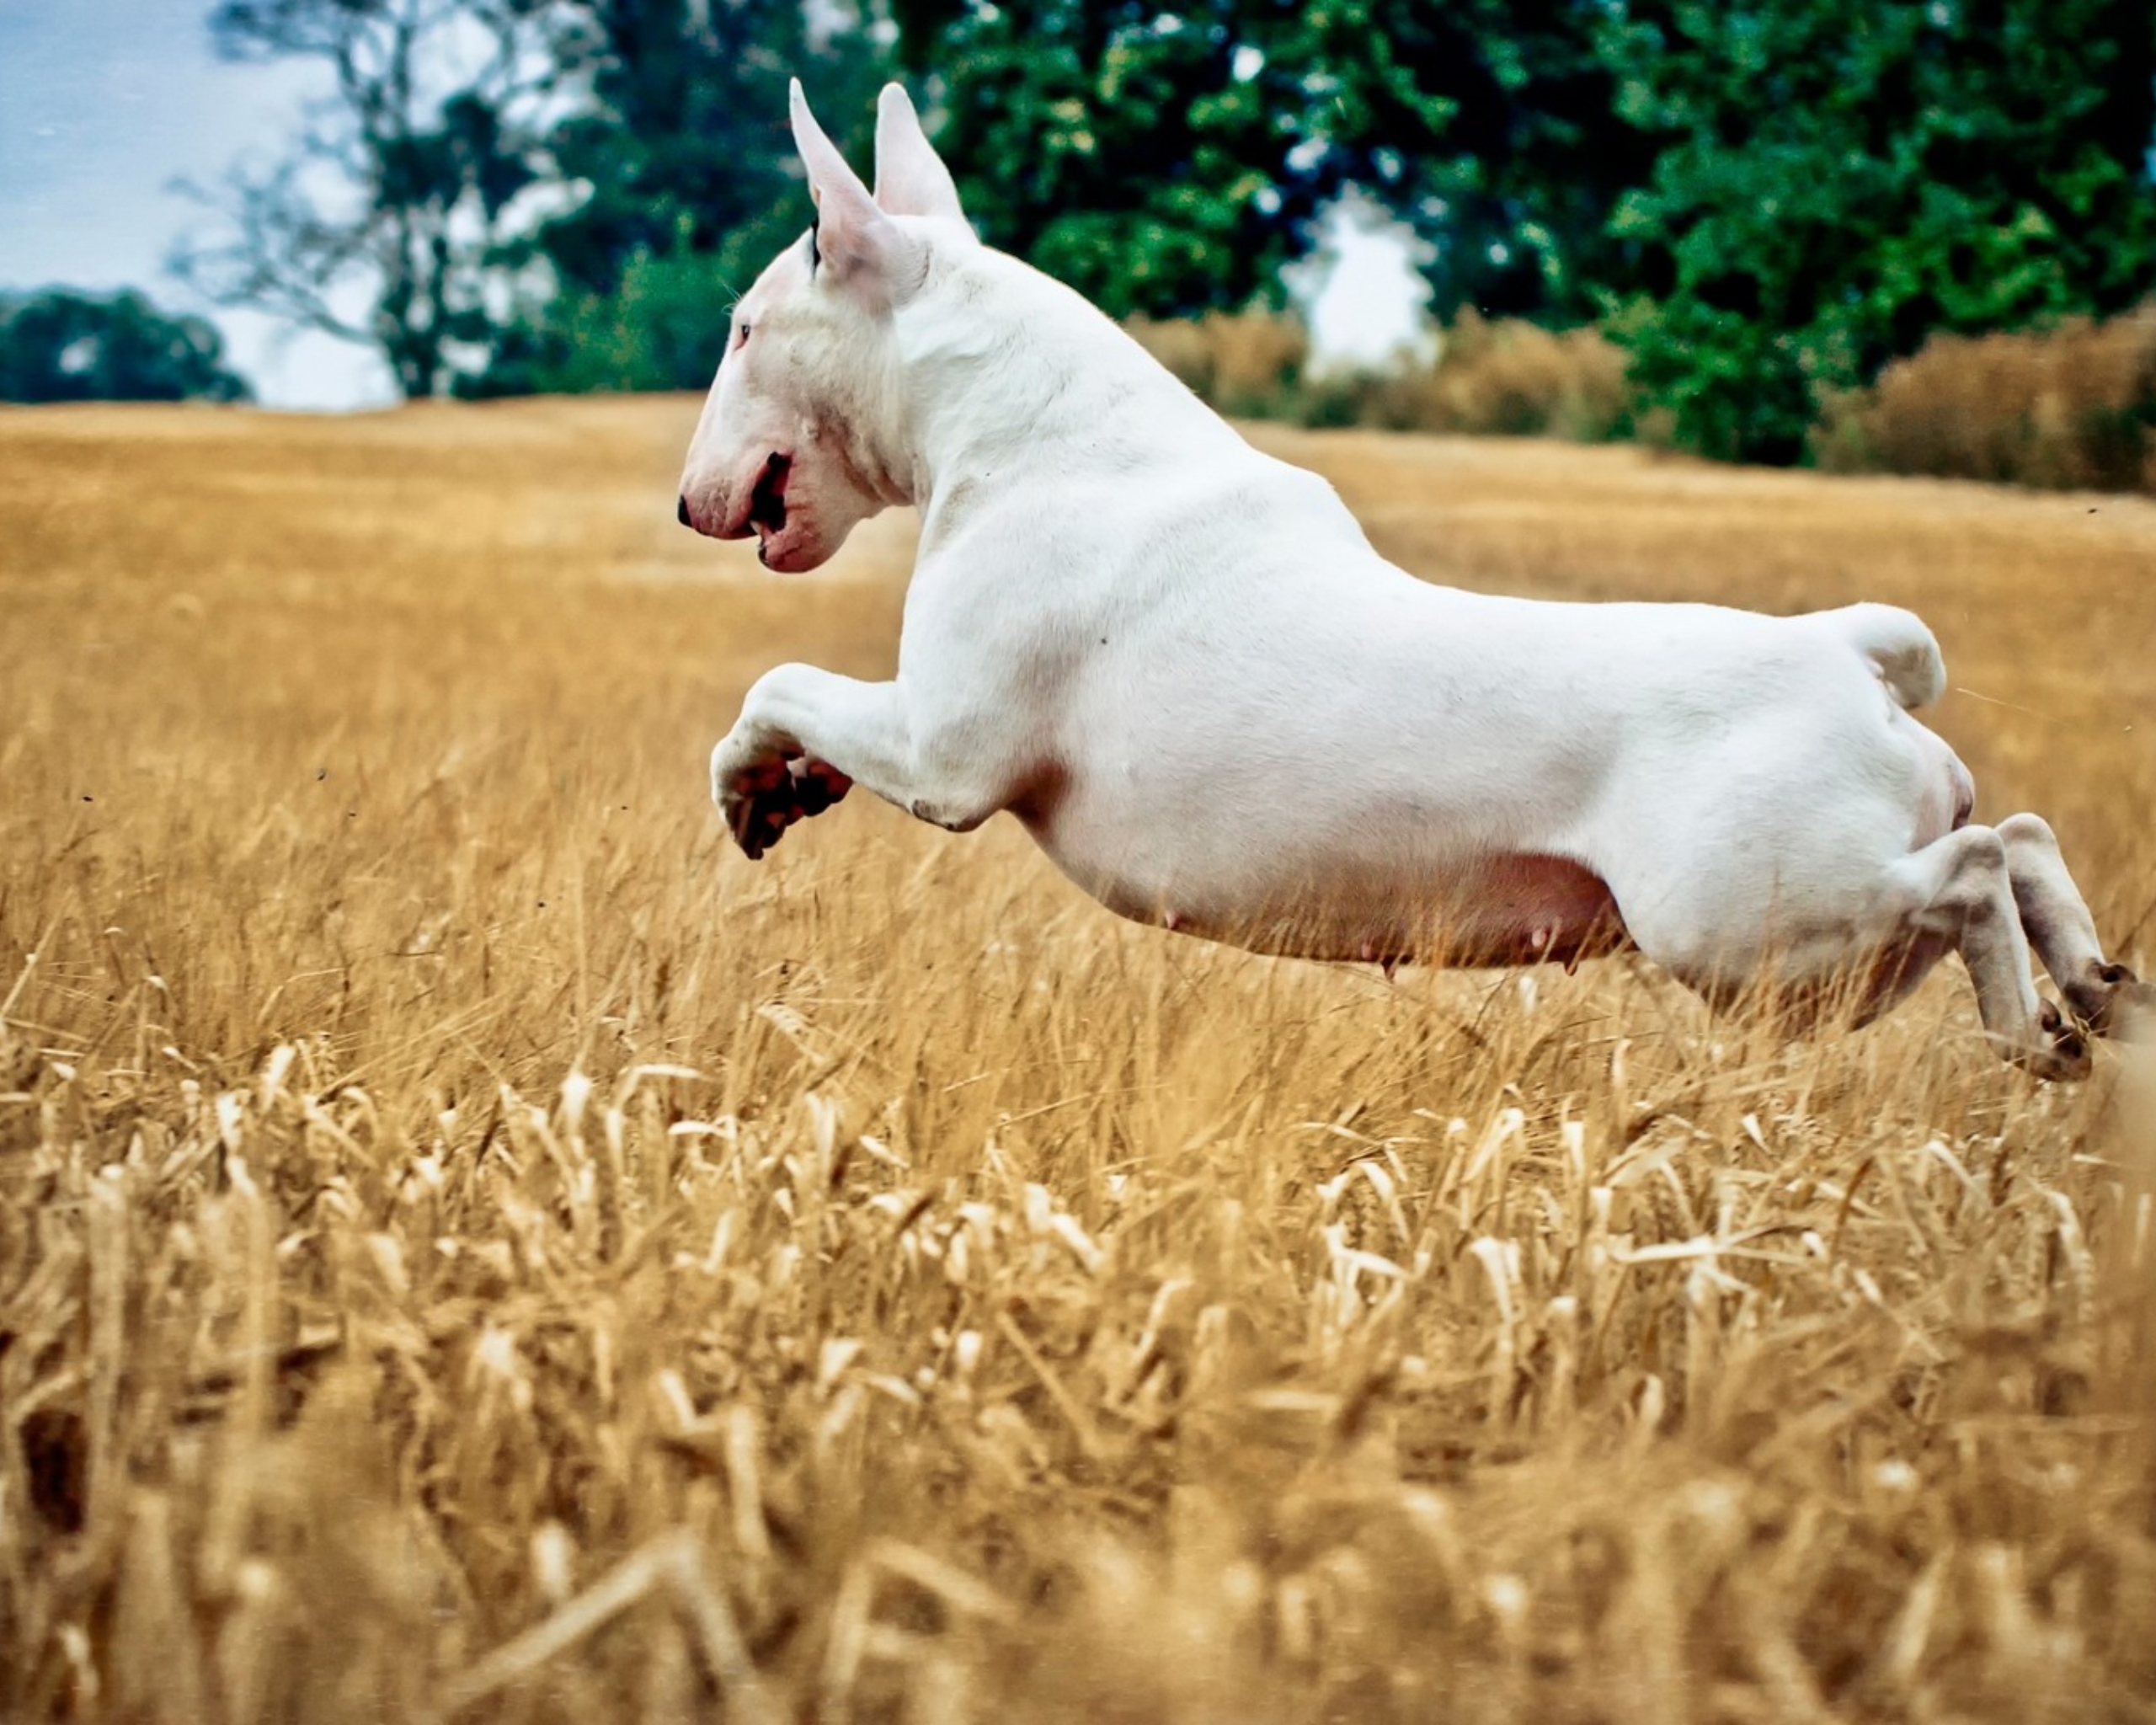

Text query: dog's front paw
(788, 756), (853, 818)
(711, 742), (851, 859)
(718, 753), (796, 859)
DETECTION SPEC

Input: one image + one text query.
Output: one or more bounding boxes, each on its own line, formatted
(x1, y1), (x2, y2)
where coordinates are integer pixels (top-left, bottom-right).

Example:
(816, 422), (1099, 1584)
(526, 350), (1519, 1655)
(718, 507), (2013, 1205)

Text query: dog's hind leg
(1999, 813), (2156, 1039)
(1615, 819), (2087, 1075)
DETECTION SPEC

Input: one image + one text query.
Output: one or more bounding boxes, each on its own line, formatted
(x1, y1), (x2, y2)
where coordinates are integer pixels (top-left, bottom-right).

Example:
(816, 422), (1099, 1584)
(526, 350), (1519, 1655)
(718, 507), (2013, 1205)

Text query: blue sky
(0, 0), (1428, 407)
(0, 0), (392, 407)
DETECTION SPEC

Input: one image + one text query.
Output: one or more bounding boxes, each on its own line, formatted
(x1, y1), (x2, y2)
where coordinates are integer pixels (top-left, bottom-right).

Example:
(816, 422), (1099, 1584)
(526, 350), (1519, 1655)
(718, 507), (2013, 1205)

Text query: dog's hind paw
(2083, 967), (2156, 1044)
(2015, 1000), (2093, 1082)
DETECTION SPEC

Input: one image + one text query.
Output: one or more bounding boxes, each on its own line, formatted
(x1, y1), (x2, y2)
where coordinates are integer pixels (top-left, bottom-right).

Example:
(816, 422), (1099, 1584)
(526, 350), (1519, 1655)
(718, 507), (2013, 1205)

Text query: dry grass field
(5, 396), (2156, 1723)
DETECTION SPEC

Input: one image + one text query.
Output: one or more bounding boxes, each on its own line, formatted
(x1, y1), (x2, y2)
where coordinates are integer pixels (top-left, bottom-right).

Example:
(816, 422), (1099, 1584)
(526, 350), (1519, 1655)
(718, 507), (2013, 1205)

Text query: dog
(678, 80), (2152, 1079)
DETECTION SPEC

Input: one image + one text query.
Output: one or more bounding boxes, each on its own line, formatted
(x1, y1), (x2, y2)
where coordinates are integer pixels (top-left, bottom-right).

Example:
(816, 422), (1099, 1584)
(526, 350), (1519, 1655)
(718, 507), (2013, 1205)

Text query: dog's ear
(789, 79), (917, 295)
(873, 83), (966, 224)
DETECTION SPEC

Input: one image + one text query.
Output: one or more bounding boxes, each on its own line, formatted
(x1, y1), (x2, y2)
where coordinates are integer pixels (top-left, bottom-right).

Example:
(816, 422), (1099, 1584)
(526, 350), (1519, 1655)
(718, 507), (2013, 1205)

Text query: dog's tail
(1818, 601), (1946, 710)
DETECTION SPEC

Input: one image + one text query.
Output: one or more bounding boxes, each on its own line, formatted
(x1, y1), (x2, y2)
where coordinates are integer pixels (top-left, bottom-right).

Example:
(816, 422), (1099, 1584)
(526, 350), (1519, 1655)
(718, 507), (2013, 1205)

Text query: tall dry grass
(1123, 311), (1315, 421)
(1136, 303), (2156, 495)
(1816, 307), (2156, 494)
(1126, 309), (1632, 442)
(4, 400), (2156, 1722)
(1329, 309), (1632, 443)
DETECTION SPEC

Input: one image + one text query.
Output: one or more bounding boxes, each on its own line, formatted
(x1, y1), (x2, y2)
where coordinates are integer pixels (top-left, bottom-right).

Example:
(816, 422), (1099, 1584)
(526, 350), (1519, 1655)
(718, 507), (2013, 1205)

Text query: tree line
(9, 0), (2153, 467)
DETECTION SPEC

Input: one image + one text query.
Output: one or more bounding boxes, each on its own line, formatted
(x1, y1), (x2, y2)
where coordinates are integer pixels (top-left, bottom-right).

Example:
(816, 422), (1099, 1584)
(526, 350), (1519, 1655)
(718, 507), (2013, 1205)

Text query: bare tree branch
(170, 0), (574, 398)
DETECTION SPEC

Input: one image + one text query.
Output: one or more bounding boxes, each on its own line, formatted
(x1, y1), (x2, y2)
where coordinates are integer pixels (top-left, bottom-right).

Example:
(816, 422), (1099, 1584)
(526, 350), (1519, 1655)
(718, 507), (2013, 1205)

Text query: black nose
(676, 494), (692, 528)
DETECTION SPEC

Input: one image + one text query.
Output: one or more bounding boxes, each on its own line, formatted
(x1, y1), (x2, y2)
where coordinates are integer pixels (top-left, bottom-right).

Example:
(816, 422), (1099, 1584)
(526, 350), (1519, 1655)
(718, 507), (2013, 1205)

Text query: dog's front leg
(711, 663), (1002, 859)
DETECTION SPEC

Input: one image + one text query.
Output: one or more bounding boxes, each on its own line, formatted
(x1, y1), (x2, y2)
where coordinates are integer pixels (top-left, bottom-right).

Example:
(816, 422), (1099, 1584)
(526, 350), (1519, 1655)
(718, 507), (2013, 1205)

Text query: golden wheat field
(5, 396), (2156, 1724)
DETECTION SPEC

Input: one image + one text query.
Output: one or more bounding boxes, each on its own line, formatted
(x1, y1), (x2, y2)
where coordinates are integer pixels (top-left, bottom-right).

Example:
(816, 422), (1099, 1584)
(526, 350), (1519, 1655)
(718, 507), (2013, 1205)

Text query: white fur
(679, 81), (2144, 1077)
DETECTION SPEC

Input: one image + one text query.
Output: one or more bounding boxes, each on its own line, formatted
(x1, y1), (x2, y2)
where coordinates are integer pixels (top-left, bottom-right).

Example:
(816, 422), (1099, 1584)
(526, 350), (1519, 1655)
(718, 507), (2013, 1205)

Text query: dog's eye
(735, 322), (752, 350)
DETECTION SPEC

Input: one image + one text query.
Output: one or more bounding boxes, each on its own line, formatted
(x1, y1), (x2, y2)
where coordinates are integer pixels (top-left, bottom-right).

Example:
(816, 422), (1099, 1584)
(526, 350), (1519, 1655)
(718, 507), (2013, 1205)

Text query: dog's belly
(1023, 812), (1630, 969)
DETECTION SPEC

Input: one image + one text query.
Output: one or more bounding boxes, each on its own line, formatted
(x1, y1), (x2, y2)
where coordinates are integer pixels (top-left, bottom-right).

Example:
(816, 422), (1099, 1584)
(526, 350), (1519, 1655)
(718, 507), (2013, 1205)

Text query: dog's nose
(677, 494), (693, 528)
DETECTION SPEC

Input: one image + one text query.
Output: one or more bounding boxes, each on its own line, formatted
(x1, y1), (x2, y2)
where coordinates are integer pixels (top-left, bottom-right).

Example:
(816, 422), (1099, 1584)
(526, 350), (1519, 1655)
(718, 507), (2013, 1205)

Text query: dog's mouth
(748, 453), (791, 558)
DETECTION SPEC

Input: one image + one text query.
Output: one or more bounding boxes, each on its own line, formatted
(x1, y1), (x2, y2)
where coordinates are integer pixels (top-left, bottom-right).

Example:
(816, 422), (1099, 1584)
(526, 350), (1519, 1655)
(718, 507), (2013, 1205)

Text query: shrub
(1127, 301), (2156, 495)
(1124, 310), (1311, 420)
(0, 287), (251, 403)
(1126, 307), (1634, 442)
(1813, 307), (2156, 493)
(1348, 310), (1632, 441)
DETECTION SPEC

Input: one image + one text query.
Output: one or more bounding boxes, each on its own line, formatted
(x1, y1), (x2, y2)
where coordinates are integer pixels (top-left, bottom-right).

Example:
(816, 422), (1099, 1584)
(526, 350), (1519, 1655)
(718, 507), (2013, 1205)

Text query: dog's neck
(885, 249), (1242, 513)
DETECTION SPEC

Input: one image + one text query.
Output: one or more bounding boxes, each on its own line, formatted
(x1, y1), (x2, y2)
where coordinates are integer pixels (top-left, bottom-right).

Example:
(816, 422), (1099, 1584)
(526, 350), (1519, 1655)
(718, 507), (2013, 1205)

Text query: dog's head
(676, 82), (971, 573)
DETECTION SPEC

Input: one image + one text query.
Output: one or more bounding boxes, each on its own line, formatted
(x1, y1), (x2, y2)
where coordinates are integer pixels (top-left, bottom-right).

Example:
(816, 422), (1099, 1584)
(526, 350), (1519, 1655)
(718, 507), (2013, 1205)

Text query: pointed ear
(873, 83), (966, 223)
(789, 78), (912, 291)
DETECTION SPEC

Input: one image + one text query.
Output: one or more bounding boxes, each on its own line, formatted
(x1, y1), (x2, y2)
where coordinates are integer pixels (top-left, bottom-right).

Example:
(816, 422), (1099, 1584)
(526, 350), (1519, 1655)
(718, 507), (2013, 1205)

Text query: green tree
(1598, 0), (2156, 462)
(475, 0), (889, 395)
(898, 0), (1655, 324)
(1249, 0), (1664, 325)
(483, 244), (740, 393)
(0, 289), (252, 404)
(901, 2), (1314, 319)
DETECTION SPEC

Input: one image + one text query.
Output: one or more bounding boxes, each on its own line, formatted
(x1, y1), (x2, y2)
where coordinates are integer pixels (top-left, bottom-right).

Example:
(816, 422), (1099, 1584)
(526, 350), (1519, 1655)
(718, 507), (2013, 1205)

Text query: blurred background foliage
(0, 288), (253, 405)
(12, 0), (2153, 484)
(474, 0), (892, 393)
(1596, 0), (2156, 463)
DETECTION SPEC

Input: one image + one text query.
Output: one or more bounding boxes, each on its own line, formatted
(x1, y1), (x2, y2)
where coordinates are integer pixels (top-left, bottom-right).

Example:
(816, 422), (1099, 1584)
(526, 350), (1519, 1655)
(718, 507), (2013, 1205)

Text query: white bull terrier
(680, 80), (2152, 1079)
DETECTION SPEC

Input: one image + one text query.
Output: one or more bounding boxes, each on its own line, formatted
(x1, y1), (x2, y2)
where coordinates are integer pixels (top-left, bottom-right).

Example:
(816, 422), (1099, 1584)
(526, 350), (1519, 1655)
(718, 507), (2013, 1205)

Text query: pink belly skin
(1405, 852), (1631, 969)
(1119, 851), (1632, 971)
